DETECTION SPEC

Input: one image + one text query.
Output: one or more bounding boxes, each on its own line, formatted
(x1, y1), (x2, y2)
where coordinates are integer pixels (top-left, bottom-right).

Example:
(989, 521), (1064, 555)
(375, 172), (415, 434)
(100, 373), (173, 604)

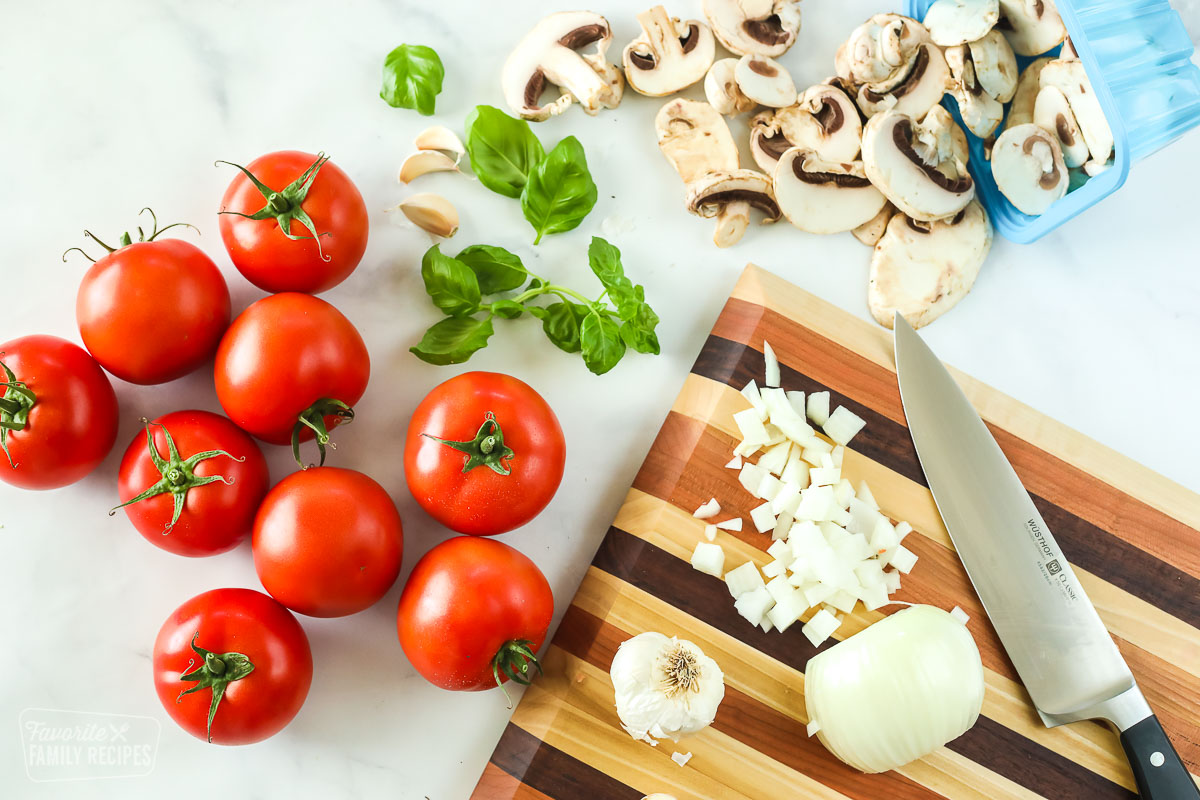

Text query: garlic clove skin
(610, 632), (725, 744)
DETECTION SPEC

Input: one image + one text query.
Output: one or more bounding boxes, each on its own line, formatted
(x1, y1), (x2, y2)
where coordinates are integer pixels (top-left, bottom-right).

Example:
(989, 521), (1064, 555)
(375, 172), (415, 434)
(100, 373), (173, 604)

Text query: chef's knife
(893, 312), (1198, 800)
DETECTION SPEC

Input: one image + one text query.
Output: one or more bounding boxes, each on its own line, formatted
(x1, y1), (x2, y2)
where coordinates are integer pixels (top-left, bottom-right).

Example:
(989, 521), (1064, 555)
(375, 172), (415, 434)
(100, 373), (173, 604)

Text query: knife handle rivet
(1150, 751), (1165, 767)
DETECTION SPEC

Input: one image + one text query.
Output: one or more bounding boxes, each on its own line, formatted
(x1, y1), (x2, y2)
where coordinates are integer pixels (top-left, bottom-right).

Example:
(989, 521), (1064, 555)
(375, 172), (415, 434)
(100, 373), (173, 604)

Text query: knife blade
(893, 312), (1198, 799)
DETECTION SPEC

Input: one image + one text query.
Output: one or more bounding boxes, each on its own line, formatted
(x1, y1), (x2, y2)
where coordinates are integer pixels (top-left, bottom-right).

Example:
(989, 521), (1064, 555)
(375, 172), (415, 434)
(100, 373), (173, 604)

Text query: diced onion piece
(810, 466), (840, 487)
(824, 406), (866, 446)
(807, 391), (831, 426)
(734, 585), (775, 626)
(704, 525), (717, 542)
(802, 608), (841, 647)
(889, 545), (918, 574)
(787, 390), (806, 417)
(741, 379), (767, 421)
(859, 582), (891, 611)
(780, 450), (810, 487)
(715, 517), (743, 532)
(690, 542), (726, 577)
(772, 509), (794, 541)
(762, 423), (788, 446)
(725, 561), (766, 598)
(857, 481), (879, 510)
(829, 506), (853, 527)
(894, 521), (913, 541)
(794, 485), (835, 522)
(771, 481), (802, 516)
(760, 615), (775, 633)
(762, 559), (787, 579)
(883, 569), (902, 593)
(734, 409), (770, 446)
(762, 387), (815, 443)
(693, 498), (721, 519)
(724, 454), (743, 470)
(763, 341), (780, 388)
(738, 462), (767, 494)
(806, 719), (821, 737)
(787, 569), (809, 587)
(788, 555), (812, 582)
(854, 559), (885, 588)
(766, 539), (792, 562)
(765, 575), (795, 604)
(848, 497), (883, 536)
(831, 446), (844, 468)
(750, 502), (777, 533)
(869, 518), (898, 554)
(832, 479), (854, 510)
(671, 751), (693, 767)
(950, 606), (970, 625)
(767, 587), (809, 632)
(756, 440), (791, 476)
(756, 473), (784, 502)
(734, 439), (761, 458)
(827, 589), (858, 614)
(803, 581), (837, 608)
(788, 520), (823, 552)
(818, 453), (834, 469)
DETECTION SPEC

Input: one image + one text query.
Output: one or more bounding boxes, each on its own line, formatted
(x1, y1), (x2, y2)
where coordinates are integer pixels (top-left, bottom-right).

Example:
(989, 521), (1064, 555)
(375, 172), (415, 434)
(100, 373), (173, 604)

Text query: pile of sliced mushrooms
(486, 0), (1110, 329)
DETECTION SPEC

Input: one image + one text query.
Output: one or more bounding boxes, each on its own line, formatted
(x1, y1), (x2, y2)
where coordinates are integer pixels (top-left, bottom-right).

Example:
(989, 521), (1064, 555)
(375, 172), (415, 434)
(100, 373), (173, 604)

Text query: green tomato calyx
(177, 633), (255, 744)
(62, 208), (198, 263)
(216, 152), (333, 262)
(0, 358), (36, 468)
(292, 398), (355, 469)
(492, 639), (543, 709)
(423, 412), (515, 476)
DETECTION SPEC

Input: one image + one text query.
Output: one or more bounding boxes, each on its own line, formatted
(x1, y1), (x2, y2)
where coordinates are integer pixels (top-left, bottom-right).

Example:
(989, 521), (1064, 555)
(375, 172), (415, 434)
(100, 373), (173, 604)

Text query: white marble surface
(1, 1), (1197, 797)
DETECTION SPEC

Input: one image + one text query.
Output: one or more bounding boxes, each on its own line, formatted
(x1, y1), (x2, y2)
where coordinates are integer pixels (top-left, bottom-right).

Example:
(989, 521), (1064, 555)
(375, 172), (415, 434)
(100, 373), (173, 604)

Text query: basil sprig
(380, 44), (444, 116)
(412, 238), (659, 375)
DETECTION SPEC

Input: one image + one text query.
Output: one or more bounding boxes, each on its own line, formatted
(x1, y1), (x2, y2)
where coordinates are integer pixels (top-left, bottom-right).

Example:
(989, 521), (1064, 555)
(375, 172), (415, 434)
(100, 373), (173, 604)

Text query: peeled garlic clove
(398, 151), (460, 183)
(398, 193), (459, 237)
(414, 125), (466, 162)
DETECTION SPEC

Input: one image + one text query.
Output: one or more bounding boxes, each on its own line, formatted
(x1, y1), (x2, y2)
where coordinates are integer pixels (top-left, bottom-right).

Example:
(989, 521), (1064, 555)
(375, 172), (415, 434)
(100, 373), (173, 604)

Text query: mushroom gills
(856, 43), (950, 121)
(862, 110), (975, 223)
(1034, 86), (1088, 167)
(1038, 59), (1113, 165)
(991, 123), (1067, 215)
(749, 110), (792, 172)
(685, 170), (781, 248)
(869, 200), (992, 330)
(622, 7), (716, 97)
(703, 0), (803, 57)
(775, 83), (863, 163)
(774, 149), (888, 235)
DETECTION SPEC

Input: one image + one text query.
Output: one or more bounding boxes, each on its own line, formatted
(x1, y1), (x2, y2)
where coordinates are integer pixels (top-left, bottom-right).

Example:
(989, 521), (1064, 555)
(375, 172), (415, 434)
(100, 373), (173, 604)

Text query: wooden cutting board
(471, 265), (1200, 800)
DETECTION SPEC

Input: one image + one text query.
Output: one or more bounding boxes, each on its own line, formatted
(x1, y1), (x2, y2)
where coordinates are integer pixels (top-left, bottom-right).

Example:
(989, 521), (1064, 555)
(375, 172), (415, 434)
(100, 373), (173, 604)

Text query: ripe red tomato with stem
(214, 293), (369, 467)
(217, 150), (368, 294)
(153, 588), (312, 745)
(405, 372), (565, 536)
(0, 335), (118, 490)
(70, 208), (230, 385)
(113, 410), (270, 557)
(397, 536), (553, 700)
(253, 467), (403, 618)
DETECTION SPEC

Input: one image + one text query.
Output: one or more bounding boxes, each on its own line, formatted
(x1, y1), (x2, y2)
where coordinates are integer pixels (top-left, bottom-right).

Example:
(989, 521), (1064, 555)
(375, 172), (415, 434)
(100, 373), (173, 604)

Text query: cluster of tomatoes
(2, 150), (565, 745)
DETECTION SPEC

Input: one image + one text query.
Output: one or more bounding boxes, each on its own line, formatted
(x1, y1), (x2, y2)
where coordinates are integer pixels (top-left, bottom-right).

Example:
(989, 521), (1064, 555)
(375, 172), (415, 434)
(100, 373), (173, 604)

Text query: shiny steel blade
(893, 314), (1134, 719)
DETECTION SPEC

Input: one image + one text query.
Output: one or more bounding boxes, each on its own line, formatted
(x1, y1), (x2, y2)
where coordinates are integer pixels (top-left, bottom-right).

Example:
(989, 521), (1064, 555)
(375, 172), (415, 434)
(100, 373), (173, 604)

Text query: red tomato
(153, 588), (312, 745)
(218, 150), (368, 294)
(214, 293), (369, 465)
(74, 215), (230, 385)
(397, 537), (553, 693)
(115, 410), (270, 557)
(253, 467), (403, 618)
(405, 372), (565, 536)
(0, 335), (118, 490)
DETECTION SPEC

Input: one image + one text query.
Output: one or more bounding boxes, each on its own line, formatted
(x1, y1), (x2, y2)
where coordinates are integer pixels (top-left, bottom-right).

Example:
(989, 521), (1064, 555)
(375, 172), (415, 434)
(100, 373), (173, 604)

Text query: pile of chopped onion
(691, 341), (919, 646)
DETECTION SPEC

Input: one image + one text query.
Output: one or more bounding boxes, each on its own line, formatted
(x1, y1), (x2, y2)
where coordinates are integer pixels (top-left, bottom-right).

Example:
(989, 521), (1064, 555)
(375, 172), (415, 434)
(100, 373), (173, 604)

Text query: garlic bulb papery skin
(611, 632), (726, 744)
(804, 605), (984, 773)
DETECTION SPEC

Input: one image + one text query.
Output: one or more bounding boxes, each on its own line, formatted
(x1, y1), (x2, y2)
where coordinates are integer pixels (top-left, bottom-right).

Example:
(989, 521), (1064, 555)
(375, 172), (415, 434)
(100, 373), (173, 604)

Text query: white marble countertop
(1, 1), (1197, 797)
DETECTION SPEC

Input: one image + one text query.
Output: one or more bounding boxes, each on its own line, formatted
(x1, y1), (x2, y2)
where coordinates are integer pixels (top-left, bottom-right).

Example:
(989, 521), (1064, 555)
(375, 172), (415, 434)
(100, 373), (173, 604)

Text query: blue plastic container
(905, 0), (1200, 243)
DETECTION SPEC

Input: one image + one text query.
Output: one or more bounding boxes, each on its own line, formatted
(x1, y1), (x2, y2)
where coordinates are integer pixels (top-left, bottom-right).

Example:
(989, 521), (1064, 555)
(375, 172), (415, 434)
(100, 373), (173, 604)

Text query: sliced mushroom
(914, 105), (970, 167)
(685, 169), (781, 247)
(837, 14), (929, 88)
(1060, 35), (1079, 61)
(623, 7), (716, 96)
(1082, 158), (1112, 177)
(702, 0), (802, 57)
(778, 83), (863, 162)
(1033, 86), (1088, 167)
(774, 149), (888, 234)
(502, 12), (624, 121)
(1039, 59), (1113, 164)
(749, 110), (790, 172)
(924, 0), (999, 47)
(398, 151), (459, 183)
(869, 200), (992, 330)
(991, 123), (1067, 215)
(735, 55), (797, 108)
(397, 193), (459, 237)
(852, 202), (897, 246)
(414, 126), (466, 163)
(705, 58), (755, 115)
(1004, 56), (1053, 130)
(946, 44), (1005, 138)
(861, 110), (975, 222)
(855, 42), (950, 120)
(996, 0), (1066, 56)
(969, 30), (1018, 102)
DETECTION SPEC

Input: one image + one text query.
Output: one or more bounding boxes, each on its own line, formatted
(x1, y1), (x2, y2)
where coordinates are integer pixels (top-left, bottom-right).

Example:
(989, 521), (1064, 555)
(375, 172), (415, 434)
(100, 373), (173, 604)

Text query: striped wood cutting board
(471, 265), (1200, 800)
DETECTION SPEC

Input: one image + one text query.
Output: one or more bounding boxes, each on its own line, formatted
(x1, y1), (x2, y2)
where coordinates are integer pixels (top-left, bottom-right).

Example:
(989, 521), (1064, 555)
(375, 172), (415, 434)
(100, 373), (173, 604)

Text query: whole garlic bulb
(610, 632), (725, 744)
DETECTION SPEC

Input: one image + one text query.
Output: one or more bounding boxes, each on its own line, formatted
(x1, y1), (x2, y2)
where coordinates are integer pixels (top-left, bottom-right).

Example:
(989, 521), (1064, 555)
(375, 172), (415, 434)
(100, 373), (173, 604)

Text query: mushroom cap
(775, 83), (863, 163)
(1004, 56), (1053, 129)
(924, 0), (1000, 47)
(1039, 58), (1113, 164)
(997, 0), (1066, 56)
(735, 55), (797, 108)
(861, 110), (975, 222)
(856, 42), (950, 120)
(992, 123), (1068, 215)
(774, 149), (888, 234)
(702, 0), (803, 57)
(685, 169), (781, 222)
(852, 202), (898, 246)
(968, 30), (1018, 103)
(838, 14), (929, 87)
(501, 11), (621, 120)
(869, 200), (992, 329)
(705, 58), (755, 115)
(655, 98), (739, 183)
(623, 7), (716, 97)
(1034, 85), (1089, 167)
(748, 110), (791, 172)
(946, 44), (1005, 138)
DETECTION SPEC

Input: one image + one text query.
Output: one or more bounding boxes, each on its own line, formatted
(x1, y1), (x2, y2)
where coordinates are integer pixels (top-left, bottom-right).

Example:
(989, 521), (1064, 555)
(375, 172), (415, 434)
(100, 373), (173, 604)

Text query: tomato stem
(177, 632), (255, 744)
(109, 420), (244, 531)
(292, 398), (355, 469)
(423, 412), (515, 476)
(215, 152), (333, 262)
(491, 639), (543, 709)
(61, 208), (199, 264)
(0, 359), (36, 468)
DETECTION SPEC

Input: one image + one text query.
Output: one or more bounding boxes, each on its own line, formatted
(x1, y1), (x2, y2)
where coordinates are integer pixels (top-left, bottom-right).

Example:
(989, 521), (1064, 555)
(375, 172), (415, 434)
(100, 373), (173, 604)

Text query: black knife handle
(1119, 715), (1200, 799)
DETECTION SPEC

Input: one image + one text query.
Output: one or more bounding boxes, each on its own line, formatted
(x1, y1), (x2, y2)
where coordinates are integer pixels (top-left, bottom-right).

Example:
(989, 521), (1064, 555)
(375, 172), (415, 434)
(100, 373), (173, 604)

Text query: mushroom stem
(713, 201), (750, 248)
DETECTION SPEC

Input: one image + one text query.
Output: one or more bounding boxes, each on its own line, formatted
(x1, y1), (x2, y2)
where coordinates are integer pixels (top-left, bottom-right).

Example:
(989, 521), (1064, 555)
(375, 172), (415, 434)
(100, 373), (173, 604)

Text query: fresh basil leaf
(464, 105), (545, 199)
(587, 236), (637, 310)
(620, 314), (661, 355)
(521, 136), (598, 244)
(534, 301), (589, 353)
(380, 44), (444, 116)
(490, 300), (525, 319)
(456, 245), (527, 294)
(410, 315), (494, 365)
(580, 311), (626, 375)
(421, 245), (480, 317)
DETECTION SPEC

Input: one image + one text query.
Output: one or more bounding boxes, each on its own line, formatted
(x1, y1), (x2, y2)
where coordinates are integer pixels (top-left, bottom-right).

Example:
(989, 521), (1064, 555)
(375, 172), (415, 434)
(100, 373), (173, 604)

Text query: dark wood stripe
(590, 524), (1139, 800)
(690, 333), (1200, 630)
(473, 762), (554, 800)
(556, 604), (946, 800)
(488, 721), (642, 800)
